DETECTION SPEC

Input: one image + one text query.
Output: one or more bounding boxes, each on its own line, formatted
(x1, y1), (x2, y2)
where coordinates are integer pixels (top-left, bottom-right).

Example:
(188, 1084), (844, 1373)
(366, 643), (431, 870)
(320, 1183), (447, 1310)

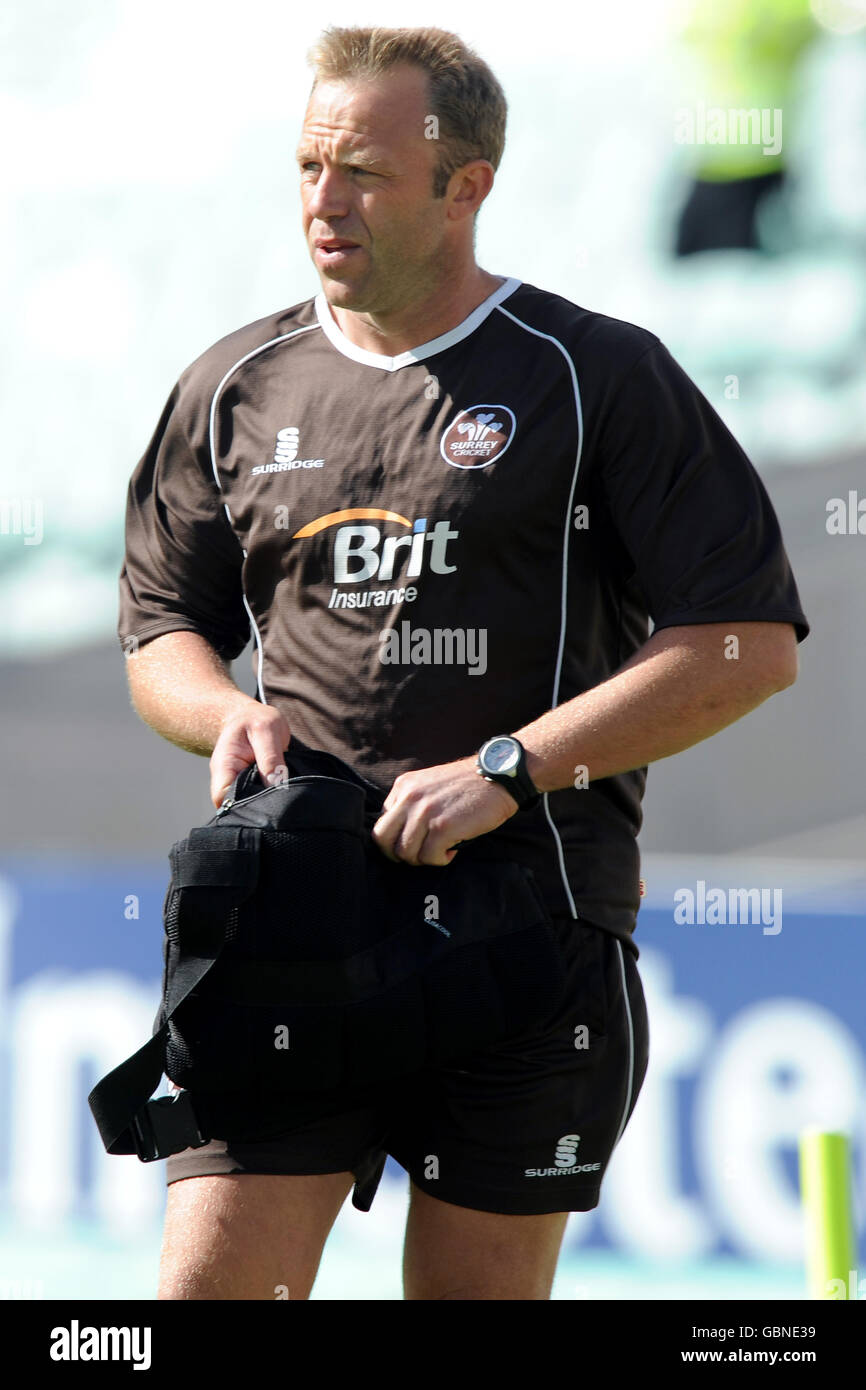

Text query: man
(118, 26), (809, 1300)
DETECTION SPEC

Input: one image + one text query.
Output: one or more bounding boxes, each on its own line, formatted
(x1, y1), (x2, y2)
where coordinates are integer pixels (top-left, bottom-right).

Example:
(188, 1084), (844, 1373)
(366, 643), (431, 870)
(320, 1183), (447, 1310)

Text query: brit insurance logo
(440, 403), (516, 469)
(251, 426), (325, 475)
(291, 508), (458, 611)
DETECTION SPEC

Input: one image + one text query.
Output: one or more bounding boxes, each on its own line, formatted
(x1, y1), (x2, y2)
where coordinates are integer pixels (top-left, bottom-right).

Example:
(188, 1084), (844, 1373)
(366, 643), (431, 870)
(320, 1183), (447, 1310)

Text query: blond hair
(307, 26), (507, 198)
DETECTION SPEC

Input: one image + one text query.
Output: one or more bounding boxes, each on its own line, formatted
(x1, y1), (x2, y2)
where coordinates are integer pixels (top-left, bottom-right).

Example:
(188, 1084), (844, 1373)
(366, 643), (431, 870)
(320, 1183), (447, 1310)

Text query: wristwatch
(476, 735), (540, 811)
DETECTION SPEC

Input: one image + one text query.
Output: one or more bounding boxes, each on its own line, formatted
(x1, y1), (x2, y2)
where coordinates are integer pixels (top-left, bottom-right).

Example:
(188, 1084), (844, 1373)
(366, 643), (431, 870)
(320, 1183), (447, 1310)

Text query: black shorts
(165, 917), (649, 1216)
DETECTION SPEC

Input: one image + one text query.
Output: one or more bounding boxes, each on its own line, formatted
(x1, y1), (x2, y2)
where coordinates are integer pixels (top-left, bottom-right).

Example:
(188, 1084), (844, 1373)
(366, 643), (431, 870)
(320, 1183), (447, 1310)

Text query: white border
(314, 276), (522, 371)
(611, 940), (636, 1150)
(208, 323), (320, 702)
(495, 302), (585, 919)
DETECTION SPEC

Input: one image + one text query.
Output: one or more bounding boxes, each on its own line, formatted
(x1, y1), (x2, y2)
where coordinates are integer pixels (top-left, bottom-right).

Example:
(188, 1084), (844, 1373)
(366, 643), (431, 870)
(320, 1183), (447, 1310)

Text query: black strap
(88, 823), (265, 1159)
(171, 846), (257, 890)
(87, 947), (220, 1159)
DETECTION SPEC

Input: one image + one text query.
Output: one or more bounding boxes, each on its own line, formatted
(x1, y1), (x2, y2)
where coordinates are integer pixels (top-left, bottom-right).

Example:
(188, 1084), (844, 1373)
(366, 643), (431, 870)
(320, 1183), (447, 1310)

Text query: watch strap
(477, 737), (540, 811)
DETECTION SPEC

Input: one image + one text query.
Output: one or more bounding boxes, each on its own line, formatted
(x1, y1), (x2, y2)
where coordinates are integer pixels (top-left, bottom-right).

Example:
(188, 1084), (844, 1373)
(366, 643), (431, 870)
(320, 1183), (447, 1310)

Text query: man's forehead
(299, 67), (430, 147)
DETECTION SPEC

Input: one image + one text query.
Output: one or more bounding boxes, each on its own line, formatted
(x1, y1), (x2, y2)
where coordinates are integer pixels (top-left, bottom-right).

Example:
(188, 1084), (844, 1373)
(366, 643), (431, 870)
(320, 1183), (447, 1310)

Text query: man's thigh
(158, 1170), (355, 1301)
(158, 1082), (392, 1300)
(403, 1182), (569, 1300)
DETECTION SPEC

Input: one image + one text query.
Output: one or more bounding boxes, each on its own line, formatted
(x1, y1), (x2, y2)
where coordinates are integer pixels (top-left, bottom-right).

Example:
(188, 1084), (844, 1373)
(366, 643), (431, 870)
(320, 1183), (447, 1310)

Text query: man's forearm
(124, 629), (255, 756)
(516, 621), (798, 795)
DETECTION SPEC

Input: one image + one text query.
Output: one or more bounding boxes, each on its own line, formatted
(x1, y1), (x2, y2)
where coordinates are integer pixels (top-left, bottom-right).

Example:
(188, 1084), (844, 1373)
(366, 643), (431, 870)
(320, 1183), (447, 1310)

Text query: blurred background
(1, 0), (865, 1300)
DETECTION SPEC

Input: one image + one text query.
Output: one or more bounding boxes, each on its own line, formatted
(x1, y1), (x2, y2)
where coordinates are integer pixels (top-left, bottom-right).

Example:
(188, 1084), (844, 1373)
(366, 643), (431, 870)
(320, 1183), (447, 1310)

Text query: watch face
(483, 737), (520, 775)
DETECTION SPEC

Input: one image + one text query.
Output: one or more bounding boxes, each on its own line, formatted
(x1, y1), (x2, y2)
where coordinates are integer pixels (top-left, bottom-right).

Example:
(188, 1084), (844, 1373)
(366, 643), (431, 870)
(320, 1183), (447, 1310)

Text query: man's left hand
(371, 756), (519, 866)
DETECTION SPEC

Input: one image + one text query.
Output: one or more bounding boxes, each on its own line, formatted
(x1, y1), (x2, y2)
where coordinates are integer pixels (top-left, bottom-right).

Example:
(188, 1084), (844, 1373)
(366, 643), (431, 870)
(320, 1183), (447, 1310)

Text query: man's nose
(305, 166), (352, 222)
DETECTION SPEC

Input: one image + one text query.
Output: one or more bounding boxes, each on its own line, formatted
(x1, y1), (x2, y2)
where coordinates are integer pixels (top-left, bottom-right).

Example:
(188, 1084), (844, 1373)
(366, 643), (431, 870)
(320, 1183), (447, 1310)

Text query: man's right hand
(210, 701), (293, 808)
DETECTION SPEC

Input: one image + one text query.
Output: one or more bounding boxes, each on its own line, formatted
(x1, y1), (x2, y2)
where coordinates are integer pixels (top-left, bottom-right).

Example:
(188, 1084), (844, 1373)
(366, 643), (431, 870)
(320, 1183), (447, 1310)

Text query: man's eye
(299, 162), (375, 176)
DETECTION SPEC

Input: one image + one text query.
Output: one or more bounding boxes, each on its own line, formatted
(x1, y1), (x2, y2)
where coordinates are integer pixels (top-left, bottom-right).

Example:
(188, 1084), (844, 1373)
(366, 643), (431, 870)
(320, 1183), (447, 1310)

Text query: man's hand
(210, 701), (292, 808)
(371, 756), (519, 866)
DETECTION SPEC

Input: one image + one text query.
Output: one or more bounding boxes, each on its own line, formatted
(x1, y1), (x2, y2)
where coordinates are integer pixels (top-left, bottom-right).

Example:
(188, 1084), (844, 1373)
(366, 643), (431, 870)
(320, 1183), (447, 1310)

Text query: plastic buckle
(130, 1090), (210, 1162)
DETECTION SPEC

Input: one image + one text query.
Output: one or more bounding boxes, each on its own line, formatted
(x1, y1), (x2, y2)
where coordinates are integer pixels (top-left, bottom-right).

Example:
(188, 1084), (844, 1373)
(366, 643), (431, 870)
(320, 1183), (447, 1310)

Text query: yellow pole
(799, 1129), (857, 1299)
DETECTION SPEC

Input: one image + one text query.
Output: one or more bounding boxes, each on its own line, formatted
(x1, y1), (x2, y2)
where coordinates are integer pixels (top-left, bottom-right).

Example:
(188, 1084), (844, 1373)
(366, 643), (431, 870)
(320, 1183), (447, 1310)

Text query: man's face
(297, 64), (454, 317)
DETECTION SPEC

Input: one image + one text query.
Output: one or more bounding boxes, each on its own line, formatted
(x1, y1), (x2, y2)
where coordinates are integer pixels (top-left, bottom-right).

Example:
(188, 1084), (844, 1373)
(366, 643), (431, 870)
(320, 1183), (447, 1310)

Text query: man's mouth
(314, 237), (363, 266)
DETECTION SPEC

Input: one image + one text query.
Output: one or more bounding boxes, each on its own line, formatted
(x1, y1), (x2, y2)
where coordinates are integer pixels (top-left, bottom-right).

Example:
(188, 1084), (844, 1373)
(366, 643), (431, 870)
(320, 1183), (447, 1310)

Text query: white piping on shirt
(612, 940), (636, 1150)
(495, 302), (586, 919)
(207, 323), (320, 703)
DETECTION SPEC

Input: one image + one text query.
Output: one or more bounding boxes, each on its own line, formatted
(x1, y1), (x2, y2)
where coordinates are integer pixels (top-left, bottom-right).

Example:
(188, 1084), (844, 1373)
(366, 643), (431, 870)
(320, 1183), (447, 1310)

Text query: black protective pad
(90, 739), (568, 1153)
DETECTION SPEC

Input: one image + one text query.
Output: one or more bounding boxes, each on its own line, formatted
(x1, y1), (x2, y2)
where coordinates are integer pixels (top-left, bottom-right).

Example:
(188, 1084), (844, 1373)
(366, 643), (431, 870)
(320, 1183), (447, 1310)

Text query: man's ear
(446, 160), (495, 223)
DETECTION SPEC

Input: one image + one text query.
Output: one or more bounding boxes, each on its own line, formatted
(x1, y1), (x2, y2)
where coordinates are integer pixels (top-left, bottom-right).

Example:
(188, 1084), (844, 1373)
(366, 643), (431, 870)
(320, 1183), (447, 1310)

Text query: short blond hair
(306, 26), (507, 198)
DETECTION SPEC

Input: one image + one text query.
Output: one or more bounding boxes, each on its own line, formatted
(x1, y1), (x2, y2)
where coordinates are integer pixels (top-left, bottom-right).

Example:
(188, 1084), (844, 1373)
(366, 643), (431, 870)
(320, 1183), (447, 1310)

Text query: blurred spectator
(673, 0), (817, 255)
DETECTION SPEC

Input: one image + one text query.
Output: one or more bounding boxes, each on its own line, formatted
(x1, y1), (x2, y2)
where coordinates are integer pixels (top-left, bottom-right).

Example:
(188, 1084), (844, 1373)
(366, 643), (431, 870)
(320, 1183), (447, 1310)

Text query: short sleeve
(596, 342), (809, 643)
(118, 380), (250, 660)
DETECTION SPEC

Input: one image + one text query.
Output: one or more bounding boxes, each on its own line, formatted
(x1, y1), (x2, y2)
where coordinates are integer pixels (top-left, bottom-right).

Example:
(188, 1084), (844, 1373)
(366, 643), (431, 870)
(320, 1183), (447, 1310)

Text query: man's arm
(124, 630), (291, 805)
(371, 620), (798, 865)
(519, 619), (798, 793)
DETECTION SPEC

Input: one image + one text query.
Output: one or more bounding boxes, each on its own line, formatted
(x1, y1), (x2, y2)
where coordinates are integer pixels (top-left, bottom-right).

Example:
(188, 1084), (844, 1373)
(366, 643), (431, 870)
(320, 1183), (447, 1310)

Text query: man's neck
(326, 267), (505, 358)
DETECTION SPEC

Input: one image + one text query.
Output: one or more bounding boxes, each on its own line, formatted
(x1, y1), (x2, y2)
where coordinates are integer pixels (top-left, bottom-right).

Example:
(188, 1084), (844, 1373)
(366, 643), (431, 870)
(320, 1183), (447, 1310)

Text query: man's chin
(318, 276), (373, 313)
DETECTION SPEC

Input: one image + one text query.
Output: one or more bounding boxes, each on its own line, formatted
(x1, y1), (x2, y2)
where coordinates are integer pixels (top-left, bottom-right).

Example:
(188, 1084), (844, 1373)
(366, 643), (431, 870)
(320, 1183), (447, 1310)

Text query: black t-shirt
(119, 276), (810, 947)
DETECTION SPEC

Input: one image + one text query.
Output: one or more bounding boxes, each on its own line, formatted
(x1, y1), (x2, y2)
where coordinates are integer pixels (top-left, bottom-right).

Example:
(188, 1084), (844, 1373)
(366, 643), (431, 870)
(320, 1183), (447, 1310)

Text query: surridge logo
(275, 425), (299, 463)
(524, 1133), (602, 1178)
(441, 403), (516, 469)
(251, 426), (324, 474)
(555, 1133), (581, 1168)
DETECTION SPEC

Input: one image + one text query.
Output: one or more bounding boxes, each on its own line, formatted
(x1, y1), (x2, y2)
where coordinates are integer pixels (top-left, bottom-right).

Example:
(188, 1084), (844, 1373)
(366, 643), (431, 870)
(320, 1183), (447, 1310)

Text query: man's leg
(402, 1183), (569, 1300)
(158, 1170), (355, 1300)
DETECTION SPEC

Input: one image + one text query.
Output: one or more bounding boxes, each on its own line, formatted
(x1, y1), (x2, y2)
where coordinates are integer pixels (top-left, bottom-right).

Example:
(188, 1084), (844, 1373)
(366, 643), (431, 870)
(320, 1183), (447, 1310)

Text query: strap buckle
(130, 1090), (210, 1162)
